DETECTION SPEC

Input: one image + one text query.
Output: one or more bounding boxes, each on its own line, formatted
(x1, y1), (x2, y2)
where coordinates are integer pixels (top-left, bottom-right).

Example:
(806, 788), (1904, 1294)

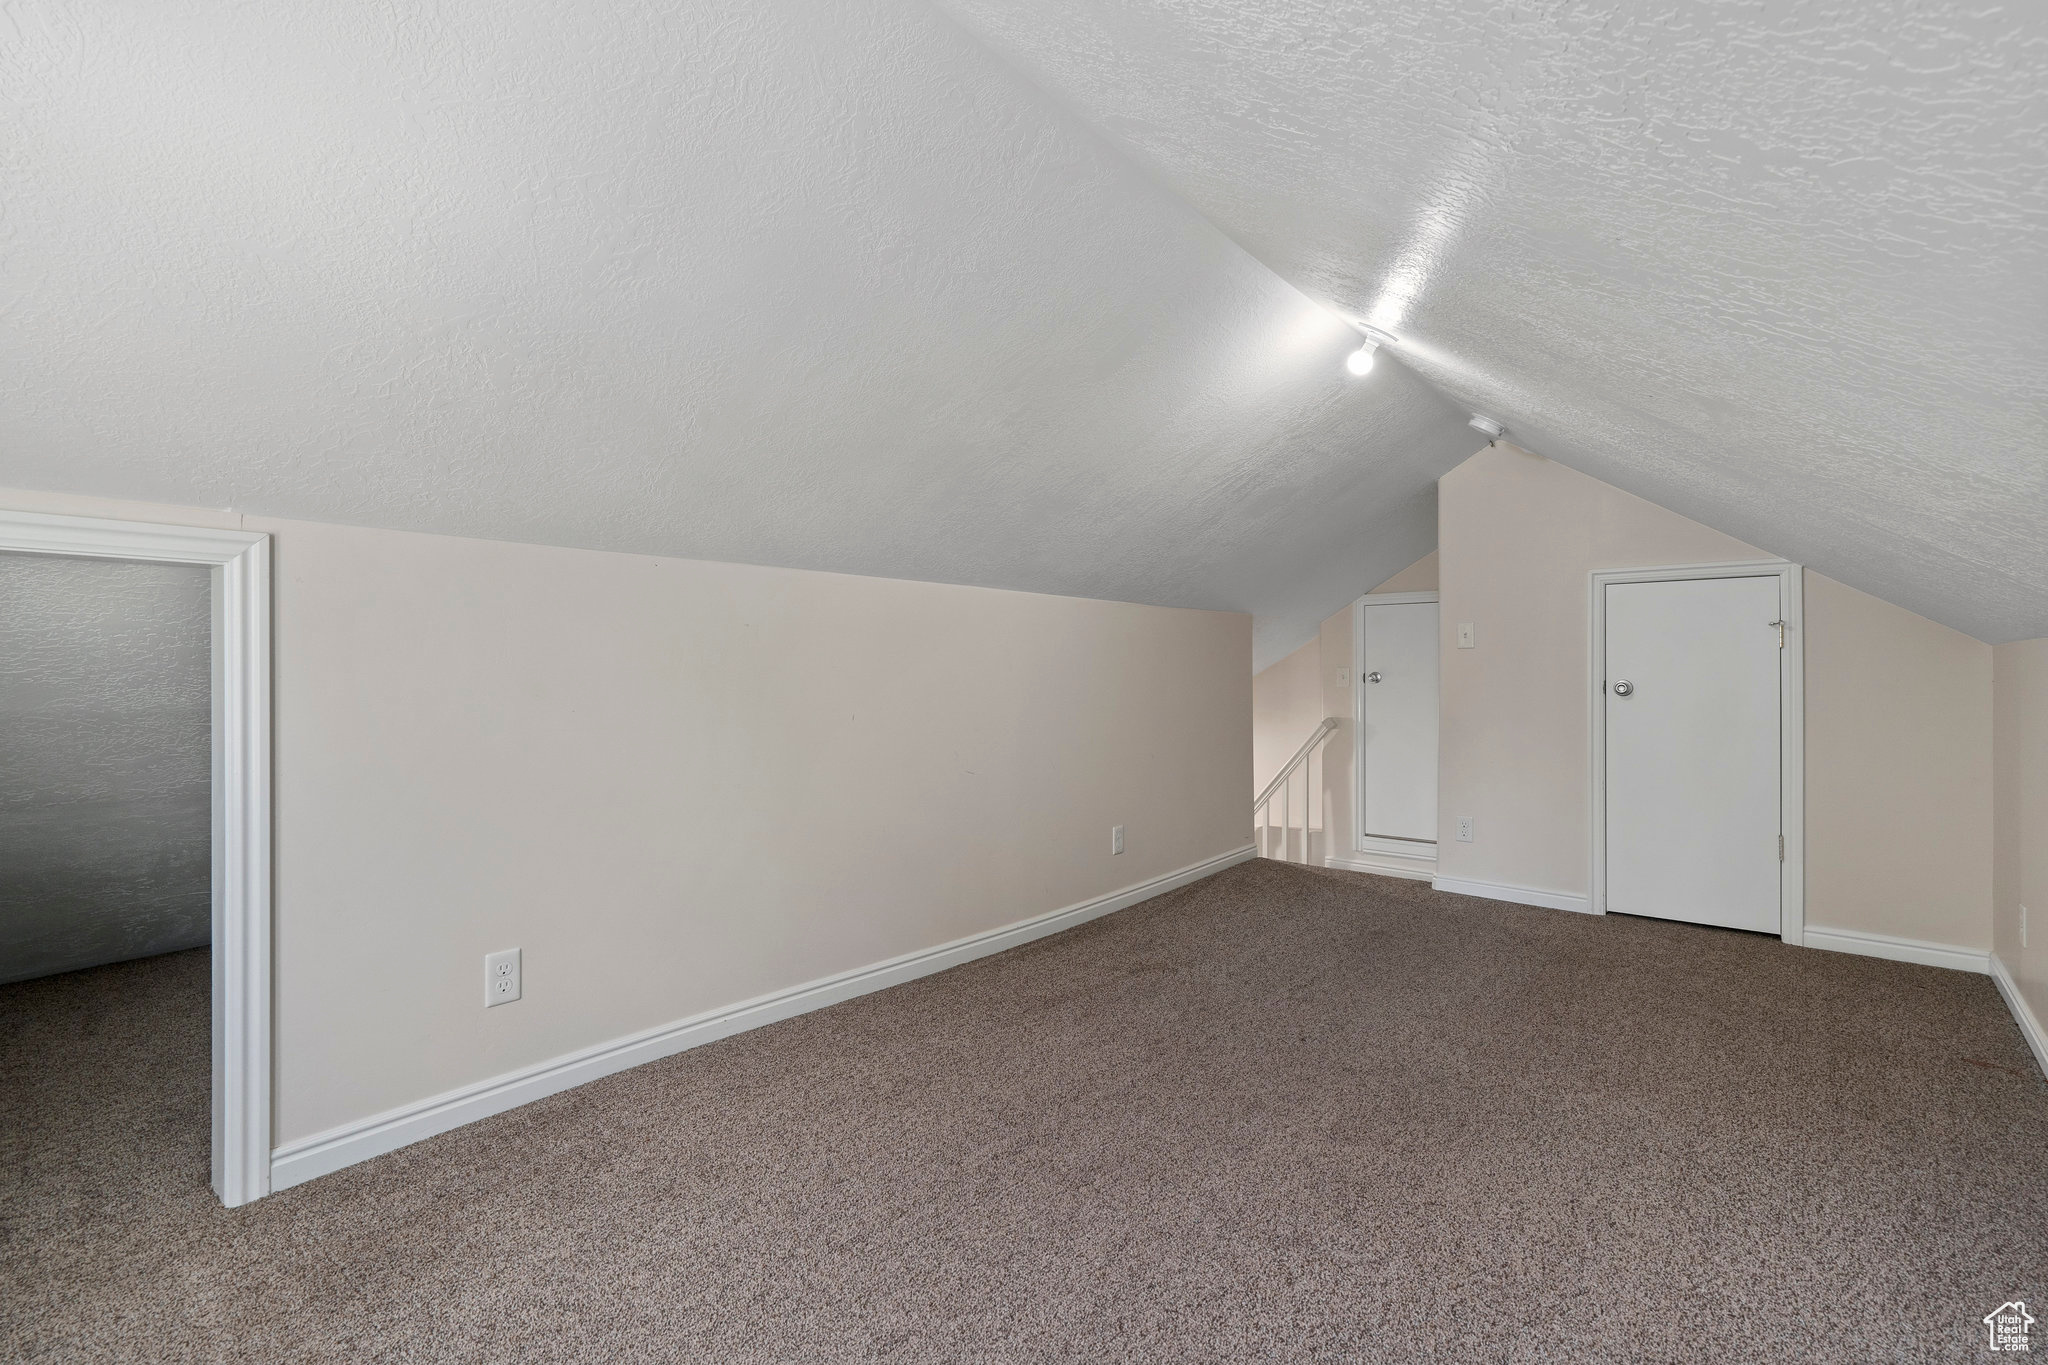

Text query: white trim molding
(272, 844), (1256, 1192)
(1587, 560), (1804, 945)
(0, 508), (272, 1207)
(1801, 925), (1989, 975)
(1352, 591), (1442, 606)
(1990, 956), (2048, 1082)
(1431, 875), (1594, 916)
(1325, 850), (1434, 882)
(1356, 833), (1435, 867)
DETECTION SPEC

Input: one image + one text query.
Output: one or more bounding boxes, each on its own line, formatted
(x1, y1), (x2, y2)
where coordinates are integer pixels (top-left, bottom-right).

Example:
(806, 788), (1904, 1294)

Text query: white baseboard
(1801, 925), (1989, 975)
(1325, 853), (1433, 882)
(1990, 955), (2048, 1082)
(1430, 875), (1595, 916)
(270, 844), (1255, 1193)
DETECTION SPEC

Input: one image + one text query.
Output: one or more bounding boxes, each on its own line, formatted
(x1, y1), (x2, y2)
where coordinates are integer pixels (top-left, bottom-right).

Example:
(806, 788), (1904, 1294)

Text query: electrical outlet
(1111, 825), (1125, 856)
(1457, 622), (1475, 649)
(1455, 816), (1474, 843)
(484, 948), (521, 1007)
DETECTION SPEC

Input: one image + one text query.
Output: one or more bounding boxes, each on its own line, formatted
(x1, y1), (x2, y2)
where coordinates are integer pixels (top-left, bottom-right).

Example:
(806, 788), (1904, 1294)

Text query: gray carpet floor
(4, 860), (2044, 1363)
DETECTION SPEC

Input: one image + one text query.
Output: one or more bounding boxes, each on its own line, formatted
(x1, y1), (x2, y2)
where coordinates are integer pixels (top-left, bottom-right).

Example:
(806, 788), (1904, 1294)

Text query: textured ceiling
(0, 0), (1484, 671)
(937, 0), (2048, 644)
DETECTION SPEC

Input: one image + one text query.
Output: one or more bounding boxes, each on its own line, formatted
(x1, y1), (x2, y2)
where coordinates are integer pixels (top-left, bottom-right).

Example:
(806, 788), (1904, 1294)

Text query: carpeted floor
(3, 860), (2044, 1363)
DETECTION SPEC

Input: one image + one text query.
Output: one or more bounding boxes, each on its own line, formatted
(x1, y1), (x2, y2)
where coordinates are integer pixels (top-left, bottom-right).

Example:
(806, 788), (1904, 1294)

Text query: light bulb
(1345, 343), (1376, 376)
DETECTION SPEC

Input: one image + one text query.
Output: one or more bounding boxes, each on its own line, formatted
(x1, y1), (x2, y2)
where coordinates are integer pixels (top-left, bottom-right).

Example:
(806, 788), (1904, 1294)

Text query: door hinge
(1768, 619), (1786, 649)
(1778, 834), (1785, 862)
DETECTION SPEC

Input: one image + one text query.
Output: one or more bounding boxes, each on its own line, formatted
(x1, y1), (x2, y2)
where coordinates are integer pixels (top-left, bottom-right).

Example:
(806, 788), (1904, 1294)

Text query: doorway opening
(0, 511), (271, 1206)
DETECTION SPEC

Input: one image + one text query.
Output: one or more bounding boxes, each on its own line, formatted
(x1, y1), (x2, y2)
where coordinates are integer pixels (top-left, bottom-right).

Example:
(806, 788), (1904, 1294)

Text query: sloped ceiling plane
(3, 0), (2040, 668)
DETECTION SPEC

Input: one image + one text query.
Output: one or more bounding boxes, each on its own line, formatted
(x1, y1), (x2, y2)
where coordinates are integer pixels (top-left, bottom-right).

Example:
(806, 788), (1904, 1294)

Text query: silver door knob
(1367, 671), (1382, 683)
(1612, 679), (1633, 696)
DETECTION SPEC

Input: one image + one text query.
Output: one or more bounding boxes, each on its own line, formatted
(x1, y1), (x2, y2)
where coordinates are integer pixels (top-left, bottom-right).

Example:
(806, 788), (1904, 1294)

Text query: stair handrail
(1254, 717), (1339, 814)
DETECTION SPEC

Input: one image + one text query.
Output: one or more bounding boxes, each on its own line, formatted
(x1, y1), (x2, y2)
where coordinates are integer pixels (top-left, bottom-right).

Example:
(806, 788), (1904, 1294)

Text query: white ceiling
(936, 0), (2048, 646)
(5, 2), (2040, 671)
(1, 0), (1482, 671)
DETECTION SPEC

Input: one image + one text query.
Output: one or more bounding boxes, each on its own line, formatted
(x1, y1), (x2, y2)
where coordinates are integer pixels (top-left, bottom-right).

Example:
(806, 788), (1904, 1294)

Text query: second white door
(1603, 575), (1782, 933)
(1360, 600), (1439, 842)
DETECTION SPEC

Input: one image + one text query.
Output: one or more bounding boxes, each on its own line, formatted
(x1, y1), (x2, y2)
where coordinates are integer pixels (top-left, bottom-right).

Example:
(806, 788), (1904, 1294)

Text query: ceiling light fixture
(1345, 327), (1396, 378)
(1468, 414), (1504, 439)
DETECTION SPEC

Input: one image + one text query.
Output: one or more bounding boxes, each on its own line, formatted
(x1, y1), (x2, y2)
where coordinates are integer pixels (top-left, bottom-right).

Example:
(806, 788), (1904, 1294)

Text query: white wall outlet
(1457, 622), (1475, 649)
(1111, 824), (1125, 855)
(484, 948), (521, 1007)
(1455, 816), (1474, 843)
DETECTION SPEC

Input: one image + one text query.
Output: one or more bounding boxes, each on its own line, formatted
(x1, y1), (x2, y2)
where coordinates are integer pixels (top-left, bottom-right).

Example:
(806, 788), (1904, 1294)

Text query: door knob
(1612, 679), (1633, 696)
(1367, 671), (1382, 683)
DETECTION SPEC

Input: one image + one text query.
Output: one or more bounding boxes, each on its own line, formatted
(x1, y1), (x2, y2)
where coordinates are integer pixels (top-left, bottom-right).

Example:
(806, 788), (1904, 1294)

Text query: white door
(1360, 601), (1438, 842)
(1604, 576), (1782, 933)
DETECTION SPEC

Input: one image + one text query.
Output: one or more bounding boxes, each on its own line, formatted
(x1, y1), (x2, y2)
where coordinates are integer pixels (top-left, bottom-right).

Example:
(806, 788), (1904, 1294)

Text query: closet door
(1360, 601), (1439, 843)
(1604, 575), (1782, 933)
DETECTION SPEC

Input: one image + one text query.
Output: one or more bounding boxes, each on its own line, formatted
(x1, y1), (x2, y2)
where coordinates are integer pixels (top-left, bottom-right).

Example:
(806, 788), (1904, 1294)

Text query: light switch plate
(1457, 622), (1475, 649)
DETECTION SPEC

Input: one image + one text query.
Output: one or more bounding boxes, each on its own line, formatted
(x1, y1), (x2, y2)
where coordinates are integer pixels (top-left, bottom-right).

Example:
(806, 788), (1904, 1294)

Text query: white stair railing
(1254, 717), (1338, 865)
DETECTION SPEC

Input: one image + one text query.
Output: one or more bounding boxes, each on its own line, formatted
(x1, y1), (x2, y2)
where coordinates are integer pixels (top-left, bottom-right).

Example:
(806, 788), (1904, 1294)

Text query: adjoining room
(1, 552), (218, 1216)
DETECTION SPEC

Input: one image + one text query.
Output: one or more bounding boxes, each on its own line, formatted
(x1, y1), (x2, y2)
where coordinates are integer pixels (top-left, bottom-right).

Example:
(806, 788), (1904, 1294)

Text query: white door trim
(1587, 560), (1803, 944)
(1352, 591), (1440, 858)
(0, 509), (272, 1206)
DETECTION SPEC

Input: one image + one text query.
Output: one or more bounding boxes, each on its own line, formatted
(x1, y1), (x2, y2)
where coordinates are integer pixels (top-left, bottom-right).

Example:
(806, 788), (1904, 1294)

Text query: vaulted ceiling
(2, 0), (1474, 669)
(4, 1), (2041, 670)
(938, 0), (2048, 648)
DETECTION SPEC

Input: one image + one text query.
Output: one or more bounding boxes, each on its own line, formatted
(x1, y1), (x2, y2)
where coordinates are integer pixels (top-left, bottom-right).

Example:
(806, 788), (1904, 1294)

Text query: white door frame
(0, 509), (272, 1206)
(1352, 591), (1440, 873)
(1587, 560), (1803, 944)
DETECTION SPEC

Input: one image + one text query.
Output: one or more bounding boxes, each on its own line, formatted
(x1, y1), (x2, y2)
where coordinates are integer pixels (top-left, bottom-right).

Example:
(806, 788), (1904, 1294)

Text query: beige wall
(1252, 552), (1438, 852)
(1252, 634), (1322, 801)
(1805, 573), (1992, 947)
(1995, 639), (2048, 1032)
(1367, 550), (1438, 597)
(1, 487), (1251, 1144)
(1438, 445), (1759, 896)
(1437, 444), (1992, 950)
